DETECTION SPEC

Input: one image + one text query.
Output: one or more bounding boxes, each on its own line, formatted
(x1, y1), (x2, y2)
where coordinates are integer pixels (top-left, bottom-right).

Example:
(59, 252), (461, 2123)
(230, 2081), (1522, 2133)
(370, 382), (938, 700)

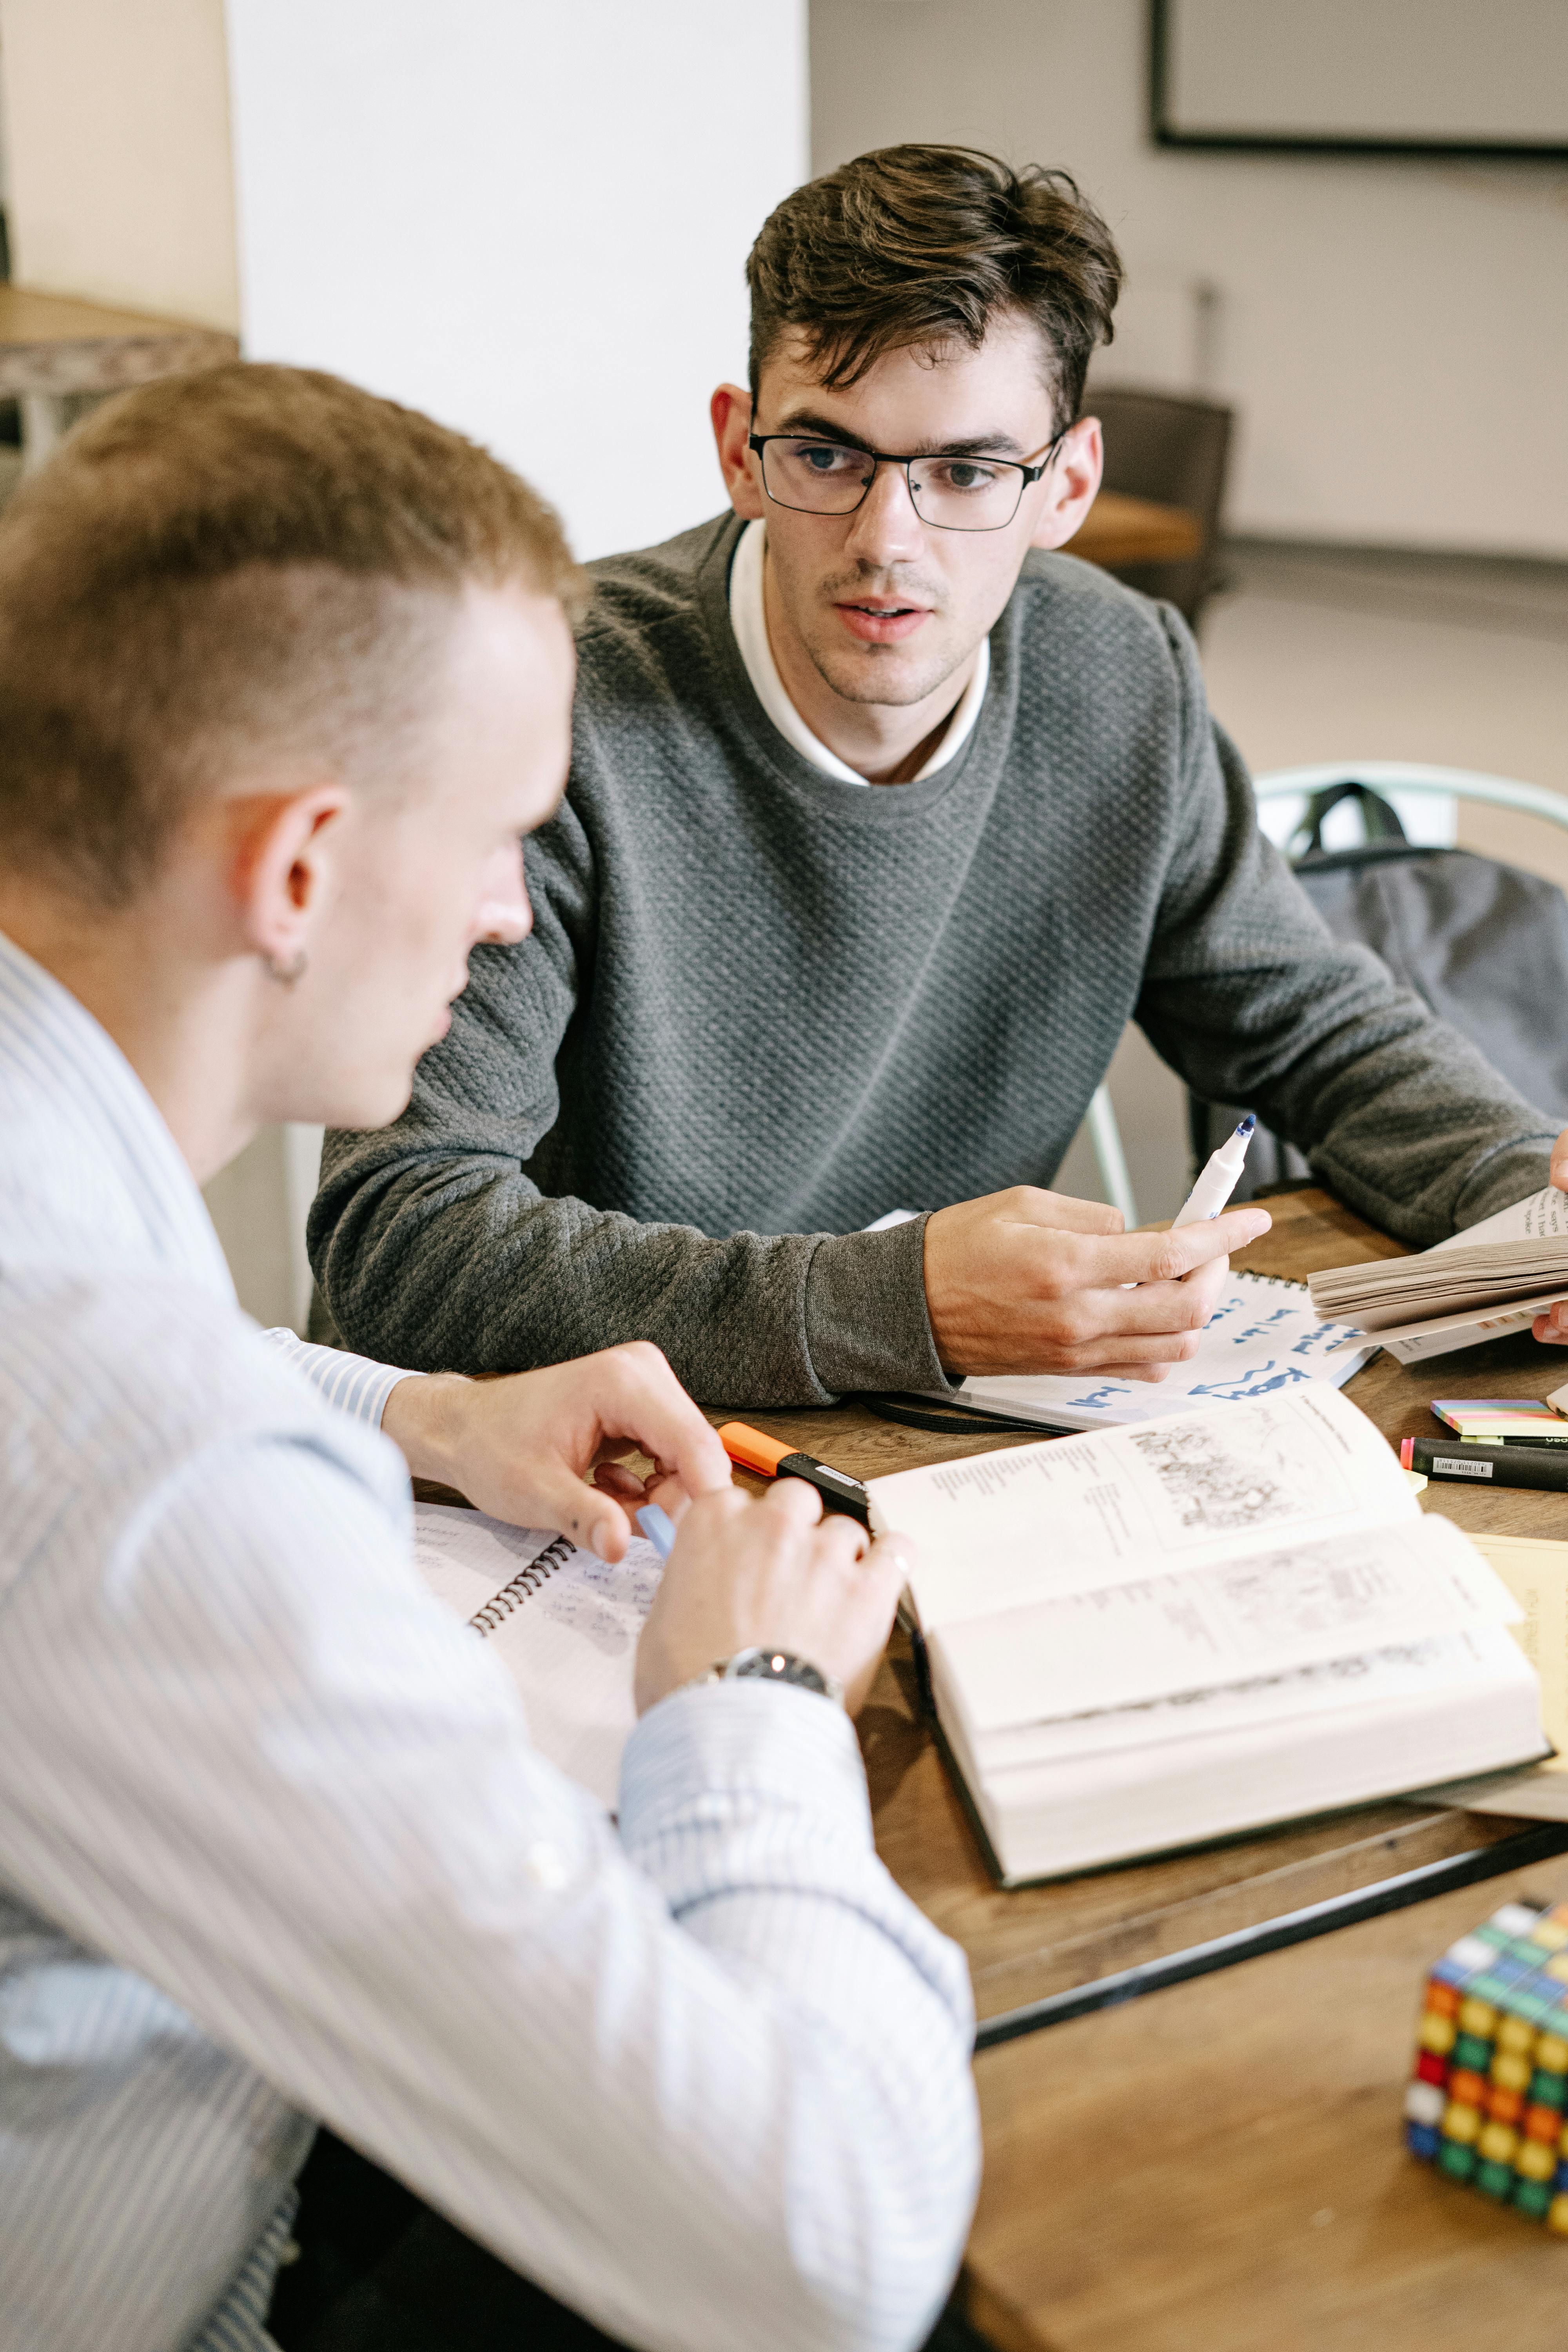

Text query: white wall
(0, 0), (239, 327)
(0, 2), (808, 1324)
(810, 0), (1568, 558)
(225, 0), (809, 561)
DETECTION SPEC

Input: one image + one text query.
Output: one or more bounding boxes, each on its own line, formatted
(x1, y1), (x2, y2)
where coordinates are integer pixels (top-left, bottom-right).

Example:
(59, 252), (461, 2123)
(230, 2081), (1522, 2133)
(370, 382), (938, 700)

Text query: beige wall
(0, 0), (238, 327)
(810, 0), (1568, 558)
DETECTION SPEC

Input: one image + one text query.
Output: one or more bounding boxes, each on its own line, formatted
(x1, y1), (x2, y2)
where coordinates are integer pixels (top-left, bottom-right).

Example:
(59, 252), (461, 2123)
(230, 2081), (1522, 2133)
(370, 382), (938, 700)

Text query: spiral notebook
(413, 1503), (661, 1808)
(947, 1270), (1374, 1433)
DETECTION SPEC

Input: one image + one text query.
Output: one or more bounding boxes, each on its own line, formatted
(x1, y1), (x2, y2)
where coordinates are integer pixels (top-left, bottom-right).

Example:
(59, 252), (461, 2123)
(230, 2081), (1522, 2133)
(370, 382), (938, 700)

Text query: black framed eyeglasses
(747, 427), (1068, 532)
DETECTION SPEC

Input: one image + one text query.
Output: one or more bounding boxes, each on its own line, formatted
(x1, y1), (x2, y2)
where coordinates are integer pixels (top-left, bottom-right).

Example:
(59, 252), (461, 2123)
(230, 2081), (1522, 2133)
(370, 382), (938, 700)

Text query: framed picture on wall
(1150, 0), (1568, 161)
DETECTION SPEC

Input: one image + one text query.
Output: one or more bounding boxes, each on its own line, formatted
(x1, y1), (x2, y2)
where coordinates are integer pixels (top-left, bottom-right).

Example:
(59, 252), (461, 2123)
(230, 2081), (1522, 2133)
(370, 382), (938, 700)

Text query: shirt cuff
(618, 1680), (875, 1907)
(802, 1216), (957, 1399)
(261, 1328), (421, 1429)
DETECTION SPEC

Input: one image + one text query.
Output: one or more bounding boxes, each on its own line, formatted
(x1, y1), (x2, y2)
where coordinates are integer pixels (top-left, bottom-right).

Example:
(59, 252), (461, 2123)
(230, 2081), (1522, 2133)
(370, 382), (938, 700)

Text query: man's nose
(476, 846), (531, 945)
(843, 461), (925, 566)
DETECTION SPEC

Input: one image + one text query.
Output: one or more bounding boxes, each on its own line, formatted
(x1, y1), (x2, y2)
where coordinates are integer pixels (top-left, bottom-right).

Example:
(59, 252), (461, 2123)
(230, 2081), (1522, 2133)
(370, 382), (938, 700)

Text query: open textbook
(414, 1503), (661, 1808)
(866, 1386), (1546, 1884)
(1309, 1186), (1568, 1365)
(947, 1269), (1372, 1433)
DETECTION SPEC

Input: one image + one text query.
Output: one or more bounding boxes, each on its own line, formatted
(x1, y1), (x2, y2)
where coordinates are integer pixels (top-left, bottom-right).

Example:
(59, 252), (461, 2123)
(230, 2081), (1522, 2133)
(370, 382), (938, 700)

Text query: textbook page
(965, 1623), (1534, 1775)
(930, 1515), (1520, 1735)
(956, 1272), (1372, 1430)
(414, 1503), (661, 1809)
(1432, 1187), (1568, 1252)
(867, 1385), (1418, 1633)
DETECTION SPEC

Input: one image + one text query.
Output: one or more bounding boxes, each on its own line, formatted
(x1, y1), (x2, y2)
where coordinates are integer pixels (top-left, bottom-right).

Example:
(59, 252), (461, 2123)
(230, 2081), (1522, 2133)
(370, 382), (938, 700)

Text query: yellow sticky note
(1475, 1535), (1568, 1773)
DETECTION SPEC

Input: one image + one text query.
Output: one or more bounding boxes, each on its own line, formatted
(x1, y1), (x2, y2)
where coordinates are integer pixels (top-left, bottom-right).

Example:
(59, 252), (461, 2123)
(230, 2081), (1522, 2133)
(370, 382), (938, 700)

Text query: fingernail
(590, 1519), (615, 1558)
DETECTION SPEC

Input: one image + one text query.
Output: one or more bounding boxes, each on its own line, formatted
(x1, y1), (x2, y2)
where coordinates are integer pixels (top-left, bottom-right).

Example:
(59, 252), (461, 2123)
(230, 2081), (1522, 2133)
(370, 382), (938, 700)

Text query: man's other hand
(923, 1185), (1273, 1379)
(380, 1343), (732, 1557)
(1531, 1130), (1568, 1347)
(635, 1479), (908, 1717)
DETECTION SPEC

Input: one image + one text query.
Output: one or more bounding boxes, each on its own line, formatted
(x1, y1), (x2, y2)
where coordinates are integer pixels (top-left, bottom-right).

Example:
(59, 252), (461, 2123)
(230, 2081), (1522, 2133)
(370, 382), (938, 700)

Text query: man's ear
(225, 781), (351, 974)
(1029, 415), (1103, 552)
(710, 383), (765, 521)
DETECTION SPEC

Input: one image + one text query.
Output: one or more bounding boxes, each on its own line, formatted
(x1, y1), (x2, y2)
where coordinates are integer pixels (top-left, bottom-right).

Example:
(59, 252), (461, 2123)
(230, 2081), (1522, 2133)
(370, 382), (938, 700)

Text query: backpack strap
(1294, 780), (1408, 859)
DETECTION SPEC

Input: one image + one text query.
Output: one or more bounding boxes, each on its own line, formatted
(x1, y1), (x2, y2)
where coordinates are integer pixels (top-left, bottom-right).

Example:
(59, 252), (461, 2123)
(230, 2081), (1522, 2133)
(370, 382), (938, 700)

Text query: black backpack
(1191, 781), (1568, 1193)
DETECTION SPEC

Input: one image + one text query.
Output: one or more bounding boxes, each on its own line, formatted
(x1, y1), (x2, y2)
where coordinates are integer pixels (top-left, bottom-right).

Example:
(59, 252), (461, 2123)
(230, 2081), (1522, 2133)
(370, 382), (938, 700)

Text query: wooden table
(0, 284), (238, 470)
(966, 1852), (1568, 2352)
(717, 1184), (1568, 2347)
(1062, 488), (1203, 570)
(719, 1189), (1568, 2046)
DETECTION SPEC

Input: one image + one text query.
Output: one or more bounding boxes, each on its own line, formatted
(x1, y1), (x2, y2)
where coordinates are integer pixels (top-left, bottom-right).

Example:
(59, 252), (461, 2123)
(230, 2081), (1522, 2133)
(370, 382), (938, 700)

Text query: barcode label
(1432, 1456), (1494, 1479)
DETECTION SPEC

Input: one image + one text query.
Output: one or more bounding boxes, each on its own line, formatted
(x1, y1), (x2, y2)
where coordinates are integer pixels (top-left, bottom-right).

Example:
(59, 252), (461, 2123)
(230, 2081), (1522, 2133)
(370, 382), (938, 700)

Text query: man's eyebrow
(768, 412), (1030, 460)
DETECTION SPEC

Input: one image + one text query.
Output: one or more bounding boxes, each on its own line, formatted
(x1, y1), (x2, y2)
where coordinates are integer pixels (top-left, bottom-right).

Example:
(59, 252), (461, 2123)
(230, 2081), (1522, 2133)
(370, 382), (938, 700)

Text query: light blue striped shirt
(0, 929), (978, 2352)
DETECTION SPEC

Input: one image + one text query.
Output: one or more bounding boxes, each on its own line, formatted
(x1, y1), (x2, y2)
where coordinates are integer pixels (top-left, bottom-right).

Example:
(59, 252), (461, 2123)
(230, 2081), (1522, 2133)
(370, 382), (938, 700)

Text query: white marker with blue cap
(1172, 1113), (1256, 1229)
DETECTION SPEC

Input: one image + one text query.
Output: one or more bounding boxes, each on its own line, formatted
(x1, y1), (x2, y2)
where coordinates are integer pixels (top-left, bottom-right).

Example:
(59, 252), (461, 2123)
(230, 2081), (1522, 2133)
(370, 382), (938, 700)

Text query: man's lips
(833, 597), (933, 644)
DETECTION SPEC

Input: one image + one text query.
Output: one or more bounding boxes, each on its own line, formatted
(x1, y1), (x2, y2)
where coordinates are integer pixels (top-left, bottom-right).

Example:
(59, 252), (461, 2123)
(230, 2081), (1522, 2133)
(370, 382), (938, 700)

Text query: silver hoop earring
(266, 949), (309, 987)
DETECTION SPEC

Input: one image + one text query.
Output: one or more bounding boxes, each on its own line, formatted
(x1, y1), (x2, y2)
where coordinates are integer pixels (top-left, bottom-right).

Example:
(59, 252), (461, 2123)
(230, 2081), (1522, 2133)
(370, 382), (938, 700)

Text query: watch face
(730, 1649), (830, 1696)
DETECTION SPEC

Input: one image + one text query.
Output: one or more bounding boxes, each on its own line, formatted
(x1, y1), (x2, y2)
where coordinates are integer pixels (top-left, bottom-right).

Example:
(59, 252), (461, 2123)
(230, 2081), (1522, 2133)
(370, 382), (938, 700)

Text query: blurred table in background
(0, 285), (238, 470)
(1063, 487), (1203, 570)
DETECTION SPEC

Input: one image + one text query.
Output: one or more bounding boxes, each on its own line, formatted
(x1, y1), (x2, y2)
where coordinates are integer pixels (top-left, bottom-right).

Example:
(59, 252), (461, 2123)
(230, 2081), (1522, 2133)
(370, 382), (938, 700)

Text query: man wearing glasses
(312, 144), (1561, 1405)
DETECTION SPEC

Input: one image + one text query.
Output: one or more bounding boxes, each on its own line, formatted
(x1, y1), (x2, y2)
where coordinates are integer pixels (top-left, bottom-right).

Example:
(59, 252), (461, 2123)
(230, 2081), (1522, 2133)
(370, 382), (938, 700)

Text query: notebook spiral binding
(468, 1534), (575, 1635)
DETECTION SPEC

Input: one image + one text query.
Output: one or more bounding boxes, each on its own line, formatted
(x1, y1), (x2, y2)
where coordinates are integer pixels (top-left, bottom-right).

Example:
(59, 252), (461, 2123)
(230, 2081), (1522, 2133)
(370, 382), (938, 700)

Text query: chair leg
(1086, 1083), (1138, 1228)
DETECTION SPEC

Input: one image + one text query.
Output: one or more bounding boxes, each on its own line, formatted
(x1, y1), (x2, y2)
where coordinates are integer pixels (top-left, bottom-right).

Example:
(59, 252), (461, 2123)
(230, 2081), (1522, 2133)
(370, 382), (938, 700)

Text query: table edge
(973, 1820), (1568, 2048)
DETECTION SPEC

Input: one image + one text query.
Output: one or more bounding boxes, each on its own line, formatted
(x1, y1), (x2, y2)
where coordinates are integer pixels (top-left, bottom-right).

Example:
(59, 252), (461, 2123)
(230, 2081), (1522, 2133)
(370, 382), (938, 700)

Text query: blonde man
(0, 367), (976, 2352)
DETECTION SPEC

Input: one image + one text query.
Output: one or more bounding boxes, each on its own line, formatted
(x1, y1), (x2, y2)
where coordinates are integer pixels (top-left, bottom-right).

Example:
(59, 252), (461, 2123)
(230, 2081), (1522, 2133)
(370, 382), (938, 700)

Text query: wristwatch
(685, 1646), (845, 1708)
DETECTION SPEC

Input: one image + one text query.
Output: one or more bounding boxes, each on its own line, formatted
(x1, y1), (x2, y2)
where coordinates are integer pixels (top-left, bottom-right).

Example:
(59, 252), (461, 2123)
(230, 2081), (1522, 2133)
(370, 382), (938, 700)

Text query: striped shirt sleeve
(0, 1424), (978, 2352)
(261, 1327), (417, 1427)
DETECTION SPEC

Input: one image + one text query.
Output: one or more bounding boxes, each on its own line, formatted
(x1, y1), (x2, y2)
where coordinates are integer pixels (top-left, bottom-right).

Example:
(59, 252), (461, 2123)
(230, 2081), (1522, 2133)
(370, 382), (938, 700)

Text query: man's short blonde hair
(0, 363), (586, 906)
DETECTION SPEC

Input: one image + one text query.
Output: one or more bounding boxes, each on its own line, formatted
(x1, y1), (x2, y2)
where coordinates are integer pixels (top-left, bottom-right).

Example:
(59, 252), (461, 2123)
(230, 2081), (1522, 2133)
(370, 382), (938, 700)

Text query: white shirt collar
(727, 519), (989, 788)
(0, 926), (234, 1296)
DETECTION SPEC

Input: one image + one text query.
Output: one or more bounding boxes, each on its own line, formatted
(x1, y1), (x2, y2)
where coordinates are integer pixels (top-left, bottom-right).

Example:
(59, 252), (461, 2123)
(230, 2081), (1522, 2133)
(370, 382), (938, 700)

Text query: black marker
(1401, 1437), (1568, 1493)
(717, 1422), (871, 1525)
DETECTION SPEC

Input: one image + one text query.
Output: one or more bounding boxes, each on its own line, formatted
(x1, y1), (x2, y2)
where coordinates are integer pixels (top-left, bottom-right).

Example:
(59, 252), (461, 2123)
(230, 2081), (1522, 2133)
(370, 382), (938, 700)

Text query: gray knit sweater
(311, 514), (1553, 1404)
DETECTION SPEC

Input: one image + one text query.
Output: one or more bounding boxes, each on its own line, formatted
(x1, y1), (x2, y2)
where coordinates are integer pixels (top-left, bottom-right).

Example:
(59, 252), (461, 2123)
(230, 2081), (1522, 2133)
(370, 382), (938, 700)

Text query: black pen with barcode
(1400, 1436), (1568, 1492)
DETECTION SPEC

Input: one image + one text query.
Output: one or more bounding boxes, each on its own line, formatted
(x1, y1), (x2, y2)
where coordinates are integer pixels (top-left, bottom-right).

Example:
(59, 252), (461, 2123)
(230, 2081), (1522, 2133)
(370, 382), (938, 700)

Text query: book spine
(468, 1534), (575, 1634)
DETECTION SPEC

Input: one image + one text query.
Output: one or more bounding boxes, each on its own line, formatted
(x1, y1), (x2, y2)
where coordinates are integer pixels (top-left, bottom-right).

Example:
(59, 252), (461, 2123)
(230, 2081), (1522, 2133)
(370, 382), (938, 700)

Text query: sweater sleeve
(308, 798), (952, 1405)
(1134, 607), (1555, 1243)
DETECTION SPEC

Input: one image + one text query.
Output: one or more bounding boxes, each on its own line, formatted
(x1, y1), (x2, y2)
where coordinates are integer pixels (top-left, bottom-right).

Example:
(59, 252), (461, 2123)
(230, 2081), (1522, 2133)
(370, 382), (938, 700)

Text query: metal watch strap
(680, 1646), (846, 1709)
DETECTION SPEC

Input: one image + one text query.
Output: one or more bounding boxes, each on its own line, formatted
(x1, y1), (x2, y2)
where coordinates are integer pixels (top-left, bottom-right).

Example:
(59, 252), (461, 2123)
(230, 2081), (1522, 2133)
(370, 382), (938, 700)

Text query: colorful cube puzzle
(1407, 1898), (1568, 2225)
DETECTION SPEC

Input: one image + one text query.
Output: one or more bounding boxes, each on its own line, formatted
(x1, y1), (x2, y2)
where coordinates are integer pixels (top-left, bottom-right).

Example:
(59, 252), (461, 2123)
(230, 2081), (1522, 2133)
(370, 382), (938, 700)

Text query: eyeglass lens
(760, 439), (1027, 531)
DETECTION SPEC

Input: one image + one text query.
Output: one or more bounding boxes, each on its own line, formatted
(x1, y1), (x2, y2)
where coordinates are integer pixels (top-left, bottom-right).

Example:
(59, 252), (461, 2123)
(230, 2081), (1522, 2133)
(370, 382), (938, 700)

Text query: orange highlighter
(718, 1422), (871, 1526)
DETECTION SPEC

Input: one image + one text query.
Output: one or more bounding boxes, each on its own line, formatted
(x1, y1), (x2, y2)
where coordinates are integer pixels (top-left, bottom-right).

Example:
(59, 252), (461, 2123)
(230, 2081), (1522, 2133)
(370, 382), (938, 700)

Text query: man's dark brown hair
(0, 362), (585, 907)
(746, 145), (1122, 432)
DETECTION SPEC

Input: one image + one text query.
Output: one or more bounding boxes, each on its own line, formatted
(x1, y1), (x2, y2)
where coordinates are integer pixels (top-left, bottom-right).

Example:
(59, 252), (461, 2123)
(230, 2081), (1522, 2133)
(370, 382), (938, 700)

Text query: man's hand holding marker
(922, 1117), (1269, 1383)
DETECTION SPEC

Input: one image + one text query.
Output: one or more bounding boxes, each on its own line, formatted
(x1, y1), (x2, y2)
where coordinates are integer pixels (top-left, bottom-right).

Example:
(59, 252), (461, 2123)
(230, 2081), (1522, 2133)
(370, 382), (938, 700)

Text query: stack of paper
(1425, 1535), (1568, 1820)
(1432, 1400), (1568, 1446)
(1309, 1187), (1568, 1365)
